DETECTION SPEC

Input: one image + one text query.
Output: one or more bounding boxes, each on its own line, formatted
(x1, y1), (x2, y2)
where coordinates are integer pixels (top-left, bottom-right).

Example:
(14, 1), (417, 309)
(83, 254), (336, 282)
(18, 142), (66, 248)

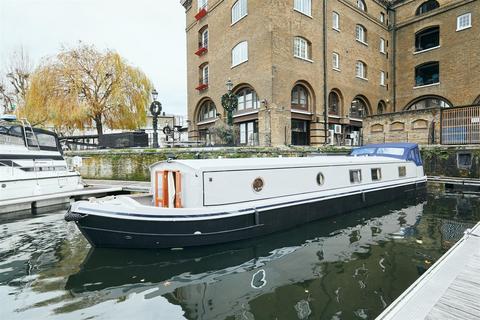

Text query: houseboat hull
(71, 180), (426, 249)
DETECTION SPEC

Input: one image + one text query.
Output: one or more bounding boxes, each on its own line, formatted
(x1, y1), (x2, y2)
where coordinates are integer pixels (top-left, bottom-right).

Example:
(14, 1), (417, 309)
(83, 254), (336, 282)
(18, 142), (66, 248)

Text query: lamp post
(221, 79), (237, 126)
(150, 89), (162, 148)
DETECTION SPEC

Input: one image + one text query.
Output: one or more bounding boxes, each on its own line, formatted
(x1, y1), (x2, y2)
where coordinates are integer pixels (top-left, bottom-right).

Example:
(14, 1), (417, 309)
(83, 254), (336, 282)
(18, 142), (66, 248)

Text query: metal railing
(441, 104), (480, 145)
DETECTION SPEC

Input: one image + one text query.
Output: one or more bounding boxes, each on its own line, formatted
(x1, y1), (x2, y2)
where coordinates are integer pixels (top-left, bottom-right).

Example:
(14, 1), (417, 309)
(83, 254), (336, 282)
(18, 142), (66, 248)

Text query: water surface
(1, 191), (479, 320)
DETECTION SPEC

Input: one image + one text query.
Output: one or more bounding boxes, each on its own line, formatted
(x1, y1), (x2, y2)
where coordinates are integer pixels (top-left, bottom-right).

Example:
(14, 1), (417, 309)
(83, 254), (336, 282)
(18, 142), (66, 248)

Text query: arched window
(350, 97), (369, 118)
(232, 0), (248, 24)
(199, 26), (208, 49)
(355, 61), (367, 79)
(293, 37), (312, 60)
(199, 63), (209, 85)
(291, 84), (310, 110)
(416, 0), (439, 16)
(235, 87), (259, 112)
(357, 0), (367, 12)
(377, 100), (386, 114)
(406, 96), (451, 110)
(415, 61), (439, 87)
(415, 26), (439, 52)
(328, 91), (341, 115)
(197, 100), (217, 122)
(231, 41), (248, 67)
(355, 25), (367, 43)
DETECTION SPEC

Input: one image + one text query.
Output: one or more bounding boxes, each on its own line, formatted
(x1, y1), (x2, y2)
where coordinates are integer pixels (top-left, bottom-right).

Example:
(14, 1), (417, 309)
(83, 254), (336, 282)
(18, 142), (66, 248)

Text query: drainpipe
(323, 0), (328, 144)
(390, 5), (397, 112)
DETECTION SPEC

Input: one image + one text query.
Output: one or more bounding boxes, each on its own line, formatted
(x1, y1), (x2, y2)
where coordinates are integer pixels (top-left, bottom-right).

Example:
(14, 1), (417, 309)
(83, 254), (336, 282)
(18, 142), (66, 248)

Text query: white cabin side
(150, 156), (422, 208)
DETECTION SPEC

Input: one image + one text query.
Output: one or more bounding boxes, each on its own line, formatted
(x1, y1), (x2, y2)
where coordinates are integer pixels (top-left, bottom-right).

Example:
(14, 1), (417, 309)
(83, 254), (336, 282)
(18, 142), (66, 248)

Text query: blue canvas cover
(349, 143), (423, 166)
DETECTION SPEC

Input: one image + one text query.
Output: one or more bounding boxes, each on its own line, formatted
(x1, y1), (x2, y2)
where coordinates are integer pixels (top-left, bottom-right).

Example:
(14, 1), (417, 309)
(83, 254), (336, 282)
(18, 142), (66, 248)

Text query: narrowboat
(66, 143), (426, 249)
(0, 115), (84, 212)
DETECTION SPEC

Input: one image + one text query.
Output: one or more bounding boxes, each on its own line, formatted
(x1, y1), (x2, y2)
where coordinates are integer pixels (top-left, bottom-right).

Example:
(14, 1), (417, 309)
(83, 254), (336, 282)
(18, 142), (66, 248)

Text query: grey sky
(0, 0), (187, 115)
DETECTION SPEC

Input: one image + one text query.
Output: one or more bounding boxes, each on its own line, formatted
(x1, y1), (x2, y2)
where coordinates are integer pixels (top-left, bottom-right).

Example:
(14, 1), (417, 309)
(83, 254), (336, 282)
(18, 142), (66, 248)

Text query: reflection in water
(1, 192), (479, 319)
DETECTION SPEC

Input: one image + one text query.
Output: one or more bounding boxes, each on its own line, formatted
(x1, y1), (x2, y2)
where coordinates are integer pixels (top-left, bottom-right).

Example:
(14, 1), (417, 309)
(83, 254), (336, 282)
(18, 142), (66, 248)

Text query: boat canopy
(349, 143), (422, 166)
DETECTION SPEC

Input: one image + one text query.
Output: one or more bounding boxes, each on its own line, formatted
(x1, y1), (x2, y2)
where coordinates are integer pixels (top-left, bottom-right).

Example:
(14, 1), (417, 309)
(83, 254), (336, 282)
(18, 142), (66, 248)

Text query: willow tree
(21, 44), (153, 135)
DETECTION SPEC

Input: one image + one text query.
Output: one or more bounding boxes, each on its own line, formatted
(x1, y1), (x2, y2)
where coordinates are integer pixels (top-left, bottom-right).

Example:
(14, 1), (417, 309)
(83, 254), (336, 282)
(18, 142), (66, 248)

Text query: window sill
(294, 55), (313, 63)
(231, 59), (248, 69)
(380, 50), (386, 55)
(233, 109), (258, 118)
(231, 14), (247, 27)
(413, 82), (440, 89)
(349, 117), (363, 122)
(380, 84), (387, 87)
(293, 8), (312, 18)
(356, 76), (368, 81)
(333, 67), (341, 72)
(356, 39), (368, 47)
(413, 46), (440, 55)
(456, 25), (471, 32)
(197, 118), (217, 126)
(291, 109), (312, 115)
(328, 114), (341, 118)
(332, 27), (340, 32)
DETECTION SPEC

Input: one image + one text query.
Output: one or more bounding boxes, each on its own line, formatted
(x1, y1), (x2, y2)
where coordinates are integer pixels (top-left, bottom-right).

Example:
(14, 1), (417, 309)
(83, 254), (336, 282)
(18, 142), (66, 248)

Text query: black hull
(73, 181), (427, 249)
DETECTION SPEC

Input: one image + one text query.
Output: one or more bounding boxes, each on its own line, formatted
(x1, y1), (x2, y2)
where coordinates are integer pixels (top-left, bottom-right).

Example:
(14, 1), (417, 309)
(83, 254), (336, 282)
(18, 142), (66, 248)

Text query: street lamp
(150, 89), (162, 148)
(221, 79), (237, 126)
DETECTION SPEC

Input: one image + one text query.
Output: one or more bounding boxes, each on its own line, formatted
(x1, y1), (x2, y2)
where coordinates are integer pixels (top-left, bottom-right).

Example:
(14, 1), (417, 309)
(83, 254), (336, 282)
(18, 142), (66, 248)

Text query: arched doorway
(404, 95), (452, 110)
(233, 85), (260, 146)
(346, 96), (370, 146)
(196, 99), (217, 145)
(377, 100), (387, 114)
(327, 89), (343, 145)
(291, 83), (314, 145)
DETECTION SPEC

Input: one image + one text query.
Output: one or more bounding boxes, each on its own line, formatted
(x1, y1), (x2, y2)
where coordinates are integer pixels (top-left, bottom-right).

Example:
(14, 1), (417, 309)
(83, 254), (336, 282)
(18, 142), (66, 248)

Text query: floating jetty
(377, 221), (480, 320)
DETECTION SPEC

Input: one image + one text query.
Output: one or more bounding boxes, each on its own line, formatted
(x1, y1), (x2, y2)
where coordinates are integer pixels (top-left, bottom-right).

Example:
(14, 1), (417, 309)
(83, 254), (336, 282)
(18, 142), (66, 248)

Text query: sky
(0, 0), (187, 115)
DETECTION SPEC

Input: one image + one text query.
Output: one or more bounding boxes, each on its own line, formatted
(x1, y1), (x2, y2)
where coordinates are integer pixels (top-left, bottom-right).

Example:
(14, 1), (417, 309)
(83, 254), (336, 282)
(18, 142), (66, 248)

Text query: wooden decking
(377, 222), (480, 320)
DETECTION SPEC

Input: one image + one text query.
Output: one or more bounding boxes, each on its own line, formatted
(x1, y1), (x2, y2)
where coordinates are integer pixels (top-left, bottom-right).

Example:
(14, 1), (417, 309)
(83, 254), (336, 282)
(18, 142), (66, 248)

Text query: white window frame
(356, 0), (366, 11)
(198, 0), (207, 11)
(380, 38), (386, 54)
(356, 61), (367, 79)
(332, 52), (340, 70)
(201, 29), (209, 48)
(231, 41), (248, 67)
(380, 12), (385, 23)
(231, 0), (248, 25)
(380, 71), (386, 86)
(332, 11), (340, 31)
(294, 0), (312, 17)
(457, 13), (472, 31)
(202, 65), (209, 84)
(356, 25), (367, 44)
(293, 37), (312, 61)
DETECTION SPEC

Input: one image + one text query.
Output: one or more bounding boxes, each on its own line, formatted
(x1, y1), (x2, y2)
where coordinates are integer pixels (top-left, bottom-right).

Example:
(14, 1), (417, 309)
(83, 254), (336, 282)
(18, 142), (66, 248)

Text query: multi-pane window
(380, 38), (386, 53)
(328, 91), (340, 115)
(356, 25), (367, 43)
(332, 11), (340, 30)
(201, 28), (209, 48)
(236, 87), (259, 111)
(416, 0), (439, 15)
(239, 121), (258, 145)
(398, 166), (406, 177)
(457, 13), (472, 31)
(201, 64), (209, 84)
(332, 52), (340, 69)
(415, 61), (439, 87)
(356, 0), (366, 12)
(231, 0), (248, 25)
(291, 84), (309, 110)
(198, 0), (207, 10)
(232, 41), (248, 67)
(350, 169), (362, 183)
(371, 168), (382, 181)
(355, 61), (367, 79)
(380, 71), (386, 86)
(293, 37), (311, 60)
(294, 0), (311, 16)
(415, 26), (439, 51)
(198, 100), (216, 122)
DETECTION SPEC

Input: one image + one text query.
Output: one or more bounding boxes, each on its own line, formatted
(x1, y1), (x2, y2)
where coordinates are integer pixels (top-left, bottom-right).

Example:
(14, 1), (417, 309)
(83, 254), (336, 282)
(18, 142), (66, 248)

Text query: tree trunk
(94, 115), (103, 137)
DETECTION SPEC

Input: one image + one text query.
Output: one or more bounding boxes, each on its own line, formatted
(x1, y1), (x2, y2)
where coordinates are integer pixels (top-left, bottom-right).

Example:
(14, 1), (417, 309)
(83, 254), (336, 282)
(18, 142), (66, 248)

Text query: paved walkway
(84, 179), (150, 193)
(377, 222), (480, 320)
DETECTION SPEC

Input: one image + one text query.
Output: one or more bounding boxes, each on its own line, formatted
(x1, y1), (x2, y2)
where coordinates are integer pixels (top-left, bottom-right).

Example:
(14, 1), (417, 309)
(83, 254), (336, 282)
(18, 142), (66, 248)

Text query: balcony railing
(195, 46), (208, 56)
(195, 7), (207, 21)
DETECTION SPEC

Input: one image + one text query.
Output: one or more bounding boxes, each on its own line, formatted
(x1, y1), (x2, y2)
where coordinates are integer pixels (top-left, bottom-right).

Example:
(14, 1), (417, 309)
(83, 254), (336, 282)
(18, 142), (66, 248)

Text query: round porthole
(316, 172), (325, 186)
(252, 177), (264, 192)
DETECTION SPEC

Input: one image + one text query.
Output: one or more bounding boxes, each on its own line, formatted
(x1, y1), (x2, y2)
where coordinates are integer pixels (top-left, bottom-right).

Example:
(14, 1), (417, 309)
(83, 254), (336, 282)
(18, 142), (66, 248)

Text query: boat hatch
(154, 170), (183, 208)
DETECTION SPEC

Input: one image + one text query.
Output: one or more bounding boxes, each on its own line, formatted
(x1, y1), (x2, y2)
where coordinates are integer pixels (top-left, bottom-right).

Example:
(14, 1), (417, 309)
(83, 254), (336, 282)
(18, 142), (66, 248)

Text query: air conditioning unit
(334, 124), (342, 134)
(344, 138), (352, 146)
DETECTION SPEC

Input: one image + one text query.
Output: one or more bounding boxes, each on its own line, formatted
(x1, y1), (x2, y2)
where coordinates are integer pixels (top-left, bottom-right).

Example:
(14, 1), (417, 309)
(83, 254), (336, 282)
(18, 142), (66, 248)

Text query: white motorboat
(0, 115), (84, 212)
(66, 143), (427, 249)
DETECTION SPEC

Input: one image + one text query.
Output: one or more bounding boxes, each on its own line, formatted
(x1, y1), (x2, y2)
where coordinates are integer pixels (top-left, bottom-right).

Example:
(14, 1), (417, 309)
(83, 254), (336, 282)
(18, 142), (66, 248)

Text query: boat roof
(151, 155), (404, 172)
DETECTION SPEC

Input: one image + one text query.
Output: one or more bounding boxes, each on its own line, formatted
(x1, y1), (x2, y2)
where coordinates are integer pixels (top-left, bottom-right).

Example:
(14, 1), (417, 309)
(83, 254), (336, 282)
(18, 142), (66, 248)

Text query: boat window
(350, 147), (376, 156)
(376, 147), (404, 156)
(398, 166), (406, 177)
(0, 122), (25, 146)
(316, 172), (325, 185)
(350, 169), (362, 183)
(35, 131), (60, 151)
(371, 168), (381, 181)
(252, 177), (264, 192)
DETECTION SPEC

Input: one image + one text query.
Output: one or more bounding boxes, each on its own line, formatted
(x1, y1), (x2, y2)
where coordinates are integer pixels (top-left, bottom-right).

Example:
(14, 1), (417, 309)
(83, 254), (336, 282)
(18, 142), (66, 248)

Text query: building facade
(181, 0), (479, 146)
